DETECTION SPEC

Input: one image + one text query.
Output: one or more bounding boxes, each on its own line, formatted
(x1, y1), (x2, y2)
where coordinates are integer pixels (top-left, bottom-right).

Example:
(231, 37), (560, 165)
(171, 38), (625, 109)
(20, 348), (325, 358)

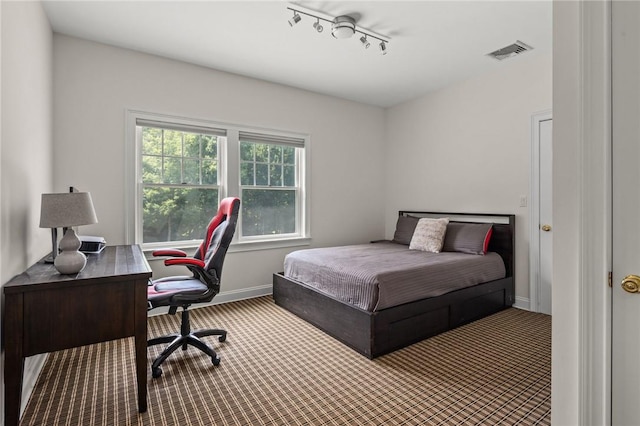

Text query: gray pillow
(442, 222), (493, 255)
(392, 215), (419, 245)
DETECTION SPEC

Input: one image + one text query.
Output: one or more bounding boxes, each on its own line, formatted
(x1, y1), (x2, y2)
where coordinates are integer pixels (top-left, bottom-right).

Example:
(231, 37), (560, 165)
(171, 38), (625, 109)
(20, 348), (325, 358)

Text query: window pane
(270, 164), (282, 186)
(183, 133), (200, 158)
(142, 186), (218, 243)
(202, 136), (217, 159)
(163, 158), (182, 184)
(183, 159), (200, 184)
(163, 130), (182, 157)
(241, 163), (254, 185)
(269, 145), (282, 163)
(241, 189), (296, 236)
(240, 142), (254, 161)
(256, 164), (269, 186)
(255, 143), (269, 162)
(283, 146), (295, 165)
(283, 165), (295, 186)
(142, 155), (162, 183)
(202, 159), (217, 185)
(142, 128), (162, 155)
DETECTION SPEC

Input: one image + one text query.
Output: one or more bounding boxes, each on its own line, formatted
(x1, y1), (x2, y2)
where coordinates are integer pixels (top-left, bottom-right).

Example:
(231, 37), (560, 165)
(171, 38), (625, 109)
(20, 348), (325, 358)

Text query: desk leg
(4, 354), (24, 426)
(4, 294), (24, 426)
(135, 333), (147, 413)
(134, 279), (148, 413)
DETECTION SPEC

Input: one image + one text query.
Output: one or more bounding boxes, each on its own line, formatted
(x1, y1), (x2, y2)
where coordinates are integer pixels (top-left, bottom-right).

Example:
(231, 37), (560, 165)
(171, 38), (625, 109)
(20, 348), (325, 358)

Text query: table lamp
(39, 192), (98, 274)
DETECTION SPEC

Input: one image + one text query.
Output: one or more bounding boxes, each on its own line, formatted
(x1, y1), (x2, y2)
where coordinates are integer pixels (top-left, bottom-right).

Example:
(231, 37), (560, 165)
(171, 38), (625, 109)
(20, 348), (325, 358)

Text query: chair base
(148, 307), (226, 378)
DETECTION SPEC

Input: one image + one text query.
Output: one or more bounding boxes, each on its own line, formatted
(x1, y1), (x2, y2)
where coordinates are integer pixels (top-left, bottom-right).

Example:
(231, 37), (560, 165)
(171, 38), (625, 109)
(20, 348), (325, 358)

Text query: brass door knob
(622, 275), (640, 293)
(541, 224), (552, 232)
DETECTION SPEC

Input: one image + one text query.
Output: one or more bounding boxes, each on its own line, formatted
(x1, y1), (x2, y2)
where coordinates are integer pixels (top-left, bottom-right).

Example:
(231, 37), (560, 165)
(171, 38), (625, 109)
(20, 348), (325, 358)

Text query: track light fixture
(313, 18), (323, 33)
(288, 11), (301, 27)
(286, 6), (390, 54)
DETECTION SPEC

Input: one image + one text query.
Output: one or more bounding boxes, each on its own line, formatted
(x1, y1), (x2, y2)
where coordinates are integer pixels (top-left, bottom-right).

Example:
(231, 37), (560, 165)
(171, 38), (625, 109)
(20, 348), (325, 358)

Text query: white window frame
(236, 131), (305, 242)
(125, 109), (311, 253)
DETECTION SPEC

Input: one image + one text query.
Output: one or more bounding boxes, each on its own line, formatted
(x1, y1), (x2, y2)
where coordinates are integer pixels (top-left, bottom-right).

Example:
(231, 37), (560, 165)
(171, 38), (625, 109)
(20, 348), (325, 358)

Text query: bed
(273, 211), (515, 359)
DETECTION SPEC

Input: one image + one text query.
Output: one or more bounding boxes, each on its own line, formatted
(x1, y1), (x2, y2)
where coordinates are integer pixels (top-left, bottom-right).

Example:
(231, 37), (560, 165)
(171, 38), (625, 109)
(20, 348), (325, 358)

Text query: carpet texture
(20, 296), (551, 425)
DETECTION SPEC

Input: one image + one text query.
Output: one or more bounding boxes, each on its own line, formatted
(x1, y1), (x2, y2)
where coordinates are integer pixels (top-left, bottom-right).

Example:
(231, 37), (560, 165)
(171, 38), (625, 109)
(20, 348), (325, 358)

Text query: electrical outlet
(519, 195), (527, 207)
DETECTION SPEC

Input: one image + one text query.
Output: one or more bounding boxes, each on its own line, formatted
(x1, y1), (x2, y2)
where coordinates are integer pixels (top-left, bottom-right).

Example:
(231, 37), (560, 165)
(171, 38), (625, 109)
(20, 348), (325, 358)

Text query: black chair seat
(148, 278), (208, 308)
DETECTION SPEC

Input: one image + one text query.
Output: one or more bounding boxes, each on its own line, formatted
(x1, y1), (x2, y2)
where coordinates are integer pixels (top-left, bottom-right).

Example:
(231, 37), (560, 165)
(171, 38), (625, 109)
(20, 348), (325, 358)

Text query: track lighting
(379, 41), (388, 55)
(288, 12), (301, 27)
(313, 19), (323, 33)
(286, 6), (390, 55)
(331, 16), (356, 39)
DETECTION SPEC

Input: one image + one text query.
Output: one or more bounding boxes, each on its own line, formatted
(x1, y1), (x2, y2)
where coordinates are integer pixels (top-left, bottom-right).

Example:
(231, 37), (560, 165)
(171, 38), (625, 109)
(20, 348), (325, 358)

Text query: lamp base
(54, 228), (87, 274)
(44, 228), (59, 264)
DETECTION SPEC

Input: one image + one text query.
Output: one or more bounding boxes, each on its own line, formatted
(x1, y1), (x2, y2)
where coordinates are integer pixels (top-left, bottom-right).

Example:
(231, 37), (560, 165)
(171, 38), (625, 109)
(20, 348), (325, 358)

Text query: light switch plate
(519, 195), (527, 207)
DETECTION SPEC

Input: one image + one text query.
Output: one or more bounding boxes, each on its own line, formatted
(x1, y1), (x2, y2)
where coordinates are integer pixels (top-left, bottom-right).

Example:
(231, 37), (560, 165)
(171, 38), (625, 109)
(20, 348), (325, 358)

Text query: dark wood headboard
(398, 211), (515, 279)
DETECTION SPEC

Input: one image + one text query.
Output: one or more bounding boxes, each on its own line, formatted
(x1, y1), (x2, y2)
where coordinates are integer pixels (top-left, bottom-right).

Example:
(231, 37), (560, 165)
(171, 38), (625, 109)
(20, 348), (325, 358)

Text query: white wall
(1, 2), (53, 280)
(52, 34), (387, 293)
(384, 52), (552, 303)
(1, 1), (54, 422)
(550, 2), (579, 419)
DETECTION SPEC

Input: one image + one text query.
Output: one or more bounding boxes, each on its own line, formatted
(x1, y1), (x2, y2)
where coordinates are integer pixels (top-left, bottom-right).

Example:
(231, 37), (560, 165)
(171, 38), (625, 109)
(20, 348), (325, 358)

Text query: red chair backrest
(195, 197), (240, 262)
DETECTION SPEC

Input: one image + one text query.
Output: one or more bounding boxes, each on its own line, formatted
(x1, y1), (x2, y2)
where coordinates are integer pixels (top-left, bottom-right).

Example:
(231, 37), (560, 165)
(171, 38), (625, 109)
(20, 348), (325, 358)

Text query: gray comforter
(284, 242), (506, 312)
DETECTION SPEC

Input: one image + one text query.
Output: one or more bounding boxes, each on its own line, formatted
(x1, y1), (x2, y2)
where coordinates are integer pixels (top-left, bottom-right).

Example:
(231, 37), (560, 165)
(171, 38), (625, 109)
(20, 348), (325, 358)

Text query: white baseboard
(513, 296), (531, 311)
(211, 284), (273, 305)
(20, 353), (48, 417)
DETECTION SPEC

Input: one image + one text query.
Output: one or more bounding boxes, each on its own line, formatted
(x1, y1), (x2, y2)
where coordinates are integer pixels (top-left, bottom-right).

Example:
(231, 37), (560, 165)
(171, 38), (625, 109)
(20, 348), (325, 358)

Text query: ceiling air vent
(487, 40), (533, 61)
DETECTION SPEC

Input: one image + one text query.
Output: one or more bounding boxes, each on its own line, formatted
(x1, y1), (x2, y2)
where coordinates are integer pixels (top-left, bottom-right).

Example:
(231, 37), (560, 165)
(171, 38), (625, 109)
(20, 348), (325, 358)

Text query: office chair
(147, 197), (240, 378)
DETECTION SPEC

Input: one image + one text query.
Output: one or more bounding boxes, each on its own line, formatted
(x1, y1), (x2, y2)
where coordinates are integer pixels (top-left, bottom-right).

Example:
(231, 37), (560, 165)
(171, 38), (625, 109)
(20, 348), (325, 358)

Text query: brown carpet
(20, 296), (551, 425)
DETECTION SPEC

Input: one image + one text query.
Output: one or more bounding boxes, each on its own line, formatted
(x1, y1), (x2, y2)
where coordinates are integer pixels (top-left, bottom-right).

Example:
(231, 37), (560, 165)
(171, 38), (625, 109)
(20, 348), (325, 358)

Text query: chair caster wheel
(219, 334), (226, 342)
(212, 356), (221, 366)
(152, 367), (163, 378)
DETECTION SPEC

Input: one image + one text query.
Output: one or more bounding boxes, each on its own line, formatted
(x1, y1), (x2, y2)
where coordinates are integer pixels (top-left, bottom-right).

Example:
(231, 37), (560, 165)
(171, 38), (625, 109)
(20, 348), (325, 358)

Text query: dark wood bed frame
(273, 211), (515, 359)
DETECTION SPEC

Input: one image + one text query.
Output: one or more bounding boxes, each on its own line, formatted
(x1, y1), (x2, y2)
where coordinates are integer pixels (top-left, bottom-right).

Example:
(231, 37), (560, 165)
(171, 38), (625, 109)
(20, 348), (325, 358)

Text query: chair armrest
(164, 257), (206, 268)
(152, 248), (188, 257)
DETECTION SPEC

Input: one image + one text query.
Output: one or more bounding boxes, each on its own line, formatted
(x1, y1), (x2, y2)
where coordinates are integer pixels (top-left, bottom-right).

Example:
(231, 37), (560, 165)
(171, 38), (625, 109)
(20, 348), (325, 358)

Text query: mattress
(284, 242), (506, 312)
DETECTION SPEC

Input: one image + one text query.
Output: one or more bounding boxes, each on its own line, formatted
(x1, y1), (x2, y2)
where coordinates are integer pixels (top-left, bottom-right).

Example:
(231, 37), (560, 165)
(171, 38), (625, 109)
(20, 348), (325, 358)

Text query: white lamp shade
(39, 192), (98, 228)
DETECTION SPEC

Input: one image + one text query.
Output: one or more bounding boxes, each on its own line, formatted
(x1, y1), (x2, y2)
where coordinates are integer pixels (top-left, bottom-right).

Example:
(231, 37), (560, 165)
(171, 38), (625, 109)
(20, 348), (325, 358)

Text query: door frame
(529, 110), (552, 313)
(579, 1), (612, 424)
(553, 1), (611, 424)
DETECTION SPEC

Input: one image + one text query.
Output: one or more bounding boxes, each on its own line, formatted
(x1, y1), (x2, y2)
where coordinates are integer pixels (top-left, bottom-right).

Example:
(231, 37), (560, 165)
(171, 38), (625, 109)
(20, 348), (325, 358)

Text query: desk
(3, 245), (151, 426)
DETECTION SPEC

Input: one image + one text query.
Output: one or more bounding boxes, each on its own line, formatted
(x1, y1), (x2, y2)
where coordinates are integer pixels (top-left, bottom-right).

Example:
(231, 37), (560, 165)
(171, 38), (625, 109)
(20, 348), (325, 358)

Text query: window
(239, 132), (304, 239)
(136, 119), (225, 245)
(128, 111), (309, 250)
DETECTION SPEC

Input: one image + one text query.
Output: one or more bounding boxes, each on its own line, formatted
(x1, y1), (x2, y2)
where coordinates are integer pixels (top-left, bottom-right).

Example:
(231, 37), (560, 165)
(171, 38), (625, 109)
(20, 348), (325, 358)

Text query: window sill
(229, 237), (311, 253)
(143, 236), (311, 259)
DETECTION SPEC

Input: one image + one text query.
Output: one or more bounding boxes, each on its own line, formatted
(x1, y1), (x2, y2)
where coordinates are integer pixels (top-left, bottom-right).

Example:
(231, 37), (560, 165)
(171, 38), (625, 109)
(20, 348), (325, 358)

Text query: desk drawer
(23, 281), (136, 356)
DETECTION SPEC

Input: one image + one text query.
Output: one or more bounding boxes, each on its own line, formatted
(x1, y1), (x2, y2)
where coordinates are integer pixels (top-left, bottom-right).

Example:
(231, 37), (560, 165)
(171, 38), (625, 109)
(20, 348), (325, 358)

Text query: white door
(612, 1), (640, 424)
(538, 118), (553, 315)
(531, 113), (553, 315)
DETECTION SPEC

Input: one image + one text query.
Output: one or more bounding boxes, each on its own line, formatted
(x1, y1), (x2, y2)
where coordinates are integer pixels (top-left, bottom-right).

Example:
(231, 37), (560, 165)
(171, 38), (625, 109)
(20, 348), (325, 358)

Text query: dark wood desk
(3, 245), (152, 426)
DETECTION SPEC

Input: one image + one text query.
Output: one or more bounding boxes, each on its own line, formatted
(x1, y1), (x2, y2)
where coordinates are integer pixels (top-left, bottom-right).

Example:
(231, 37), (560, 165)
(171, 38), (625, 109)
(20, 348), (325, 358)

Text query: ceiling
(41, 1), (552, 108)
